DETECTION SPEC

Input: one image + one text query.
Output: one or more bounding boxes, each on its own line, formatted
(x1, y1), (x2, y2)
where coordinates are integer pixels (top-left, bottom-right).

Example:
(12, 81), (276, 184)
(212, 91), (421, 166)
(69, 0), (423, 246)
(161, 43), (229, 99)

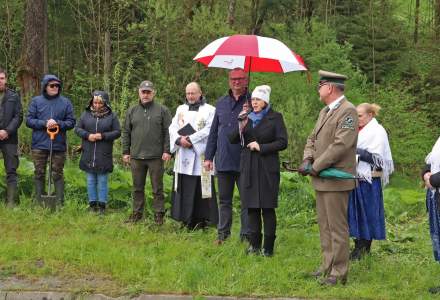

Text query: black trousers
(0, 143), (19, 185)
(217, 171), (249, 239)
(248, 208), (276, 237)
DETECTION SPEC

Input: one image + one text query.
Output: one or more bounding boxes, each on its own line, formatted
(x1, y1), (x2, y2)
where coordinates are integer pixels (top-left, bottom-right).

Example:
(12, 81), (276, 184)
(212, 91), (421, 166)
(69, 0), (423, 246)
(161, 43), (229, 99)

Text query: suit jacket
(303, 98), (358, 191)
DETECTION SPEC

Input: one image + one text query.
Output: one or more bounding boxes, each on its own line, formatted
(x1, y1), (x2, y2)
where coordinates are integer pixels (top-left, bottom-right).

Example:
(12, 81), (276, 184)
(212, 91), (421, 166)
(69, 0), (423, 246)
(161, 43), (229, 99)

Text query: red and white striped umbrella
(194, 34), (307, 73)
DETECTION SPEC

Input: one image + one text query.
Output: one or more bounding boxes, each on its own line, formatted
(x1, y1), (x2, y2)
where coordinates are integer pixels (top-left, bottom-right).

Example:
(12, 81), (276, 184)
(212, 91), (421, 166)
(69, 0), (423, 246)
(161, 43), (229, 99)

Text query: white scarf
(425, 136), (440, 175)
(357, 118), (394, 185)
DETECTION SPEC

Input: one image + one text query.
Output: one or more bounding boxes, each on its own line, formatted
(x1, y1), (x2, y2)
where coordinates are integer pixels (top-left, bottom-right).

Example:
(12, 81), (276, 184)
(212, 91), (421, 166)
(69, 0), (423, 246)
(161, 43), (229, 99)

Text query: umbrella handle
(47, 125), (60, 140)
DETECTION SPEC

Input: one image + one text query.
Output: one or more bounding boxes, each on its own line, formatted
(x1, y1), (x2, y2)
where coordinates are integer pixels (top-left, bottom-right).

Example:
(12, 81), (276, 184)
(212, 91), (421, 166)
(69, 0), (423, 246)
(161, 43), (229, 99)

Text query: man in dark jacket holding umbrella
(26, 74), (76, 205)
(299, 70), (358, 286)
(204, 68), (250, 244)
(0, 68), (22, 206)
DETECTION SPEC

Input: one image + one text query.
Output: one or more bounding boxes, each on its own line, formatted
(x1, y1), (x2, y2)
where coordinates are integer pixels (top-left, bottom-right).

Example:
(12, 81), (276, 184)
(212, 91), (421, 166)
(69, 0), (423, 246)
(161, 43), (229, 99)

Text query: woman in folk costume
(422, 136), (440, 294)
(348, 103), (394, 260)
(169, 82), (218, 229)
(230, 85), (288, 256)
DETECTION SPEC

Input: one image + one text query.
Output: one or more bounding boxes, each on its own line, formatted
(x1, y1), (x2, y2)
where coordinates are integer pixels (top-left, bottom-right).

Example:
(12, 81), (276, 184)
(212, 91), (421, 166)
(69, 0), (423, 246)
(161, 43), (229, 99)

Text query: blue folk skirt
(348, 178), (386, 240)
(427, 189), (440, 262)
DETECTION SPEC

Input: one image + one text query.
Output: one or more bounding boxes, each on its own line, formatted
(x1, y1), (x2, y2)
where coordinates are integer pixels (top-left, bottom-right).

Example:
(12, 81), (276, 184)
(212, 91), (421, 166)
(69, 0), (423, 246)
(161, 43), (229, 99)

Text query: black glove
(356, 148), (374, 164)
(298, 159), (312, 176)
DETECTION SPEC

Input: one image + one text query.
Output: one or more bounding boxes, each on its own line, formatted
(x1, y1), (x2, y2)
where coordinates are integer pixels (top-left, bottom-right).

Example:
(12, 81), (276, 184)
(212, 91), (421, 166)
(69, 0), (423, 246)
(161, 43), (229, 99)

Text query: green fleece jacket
(122, 101), (171, 159)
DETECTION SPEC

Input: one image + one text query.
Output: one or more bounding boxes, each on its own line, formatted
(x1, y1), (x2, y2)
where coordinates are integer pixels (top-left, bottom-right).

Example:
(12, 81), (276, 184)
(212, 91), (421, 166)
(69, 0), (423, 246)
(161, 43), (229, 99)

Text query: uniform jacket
(205, 91), (250, 172)
(303, 98), (358, 191)
(26, 75), (76, 152)
(0, 88), (22, 145)
(122, 100), (171, 159)
(75, 98), (121, 174)
(230, 109), (288, 208)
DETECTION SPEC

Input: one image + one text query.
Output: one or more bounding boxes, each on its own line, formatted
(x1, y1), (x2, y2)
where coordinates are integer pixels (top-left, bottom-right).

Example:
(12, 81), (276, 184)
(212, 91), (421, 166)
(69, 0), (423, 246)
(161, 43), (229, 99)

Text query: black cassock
(171, 174), (218, 229)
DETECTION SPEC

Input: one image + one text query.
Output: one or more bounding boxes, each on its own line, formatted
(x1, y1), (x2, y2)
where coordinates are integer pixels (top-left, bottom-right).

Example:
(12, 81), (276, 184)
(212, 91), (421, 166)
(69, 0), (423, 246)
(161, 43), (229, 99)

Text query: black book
(178, 123), (196, 136)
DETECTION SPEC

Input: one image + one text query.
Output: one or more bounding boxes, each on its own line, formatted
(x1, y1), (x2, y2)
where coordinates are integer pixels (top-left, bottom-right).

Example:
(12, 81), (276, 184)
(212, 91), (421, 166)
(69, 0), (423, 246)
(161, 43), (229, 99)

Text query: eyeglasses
(48, 83), (60, 88)
(317, 81), (329, 91)
(229, 77), (247, 81)
(141, 90), (153, 94)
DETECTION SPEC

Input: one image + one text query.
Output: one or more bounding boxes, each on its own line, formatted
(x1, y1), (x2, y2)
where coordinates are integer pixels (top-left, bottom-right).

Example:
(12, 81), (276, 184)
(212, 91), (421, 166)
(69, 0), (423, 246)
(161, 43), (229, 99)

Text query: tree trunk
(304, 0), (314, 33)
(414, 0), (420, 44)
(227, 0), (237, 26)
(435, 0), (440, 40)
(103, 30), (111, 91)
(17, 0), (47, 98)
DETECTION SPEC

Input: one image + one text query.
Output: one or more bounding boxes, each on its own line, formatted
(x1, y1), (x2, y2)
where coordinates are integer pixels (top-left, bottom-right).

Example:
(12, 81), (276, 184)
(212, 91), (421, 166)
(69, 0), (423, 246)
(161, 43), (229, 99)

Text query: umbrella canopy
(194, 34), (307, 73)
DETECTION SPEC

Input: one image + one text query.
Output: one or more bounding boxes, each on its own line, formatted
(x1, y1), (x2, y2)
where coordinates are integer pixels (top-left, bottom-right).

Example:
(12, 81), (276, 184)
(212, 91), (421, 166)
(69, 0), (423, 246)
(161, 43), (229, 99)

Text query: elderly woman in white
(348, 103), (394, 260)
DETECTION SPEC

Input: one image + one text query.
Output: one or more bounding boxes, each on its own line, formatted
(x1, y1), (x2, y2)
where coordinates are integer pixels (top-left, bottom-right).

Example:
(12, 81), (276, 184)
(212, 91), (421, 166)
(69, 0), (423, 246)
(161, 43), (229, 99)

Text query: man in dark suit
(299, 70), (358, 286)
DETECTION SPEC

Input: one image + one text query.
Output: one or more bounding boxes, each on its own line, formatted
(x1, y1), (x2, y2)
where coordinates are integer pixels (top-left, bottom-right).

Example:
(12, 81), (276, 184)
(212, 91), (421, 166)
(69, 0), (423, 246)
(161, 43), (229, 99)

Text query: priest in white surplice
(169, 82), (218, 229)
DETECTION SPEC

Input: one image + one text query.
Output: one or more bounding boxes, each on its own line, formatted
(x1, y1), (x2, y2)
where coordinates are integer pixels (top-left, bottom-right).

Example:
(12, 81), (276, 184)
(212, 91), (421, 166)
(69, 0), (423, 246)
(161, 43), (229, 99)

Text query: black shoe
(246, 245), (261, 255)
(429, 286), (440, 294)
(240, 234), (249, 243)
(98, 202), (106, 215)
(262, 235), (276, 257)
(88, 201), (98, 212)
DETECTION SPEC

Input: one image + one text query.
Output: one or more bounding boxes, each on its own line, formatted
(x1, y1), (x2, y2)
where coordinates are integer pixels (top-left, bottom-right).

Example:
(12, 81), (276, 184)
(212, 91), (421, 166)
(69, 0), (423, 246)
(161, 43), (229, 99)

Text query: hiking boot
(125, 212), (143, 223)
(154, 212), (165, 225)
(6, 184), (19, 207)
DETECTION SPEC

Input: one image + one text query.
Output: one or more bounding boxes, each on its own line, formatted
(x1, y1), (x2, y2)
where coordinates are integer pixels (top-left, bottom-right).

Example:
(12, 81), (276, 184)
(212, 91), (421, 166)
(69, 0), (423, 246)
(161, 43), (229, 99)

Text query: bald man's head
(186, 82), (202, 104)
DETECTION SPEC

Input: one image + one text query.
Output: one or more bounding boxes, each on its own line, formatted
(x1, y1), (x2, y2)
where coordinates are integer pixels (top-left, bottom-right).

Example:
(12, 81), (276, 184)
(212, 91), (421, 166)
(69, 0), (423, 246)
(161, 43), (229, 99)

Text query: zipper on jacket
(92, 117), (99, 167)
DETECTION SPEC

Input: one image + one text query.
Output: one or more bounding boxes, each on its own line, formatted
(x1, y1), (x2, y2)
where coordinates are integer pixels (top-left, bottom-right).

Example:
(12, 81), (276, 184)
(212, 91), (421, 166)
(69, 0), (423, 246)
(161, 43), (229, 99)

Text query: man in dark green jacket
(122, 80), (172, 224)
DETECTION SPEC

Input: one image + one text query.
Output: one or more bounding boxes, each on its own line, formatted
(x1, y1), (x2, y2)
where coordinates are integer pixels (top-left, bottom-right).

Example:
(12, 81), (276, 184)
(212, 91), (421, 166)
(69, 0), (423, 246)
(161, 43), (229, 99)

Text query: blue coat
(205, 91), (250, 172)
(26, 75), (76, 152)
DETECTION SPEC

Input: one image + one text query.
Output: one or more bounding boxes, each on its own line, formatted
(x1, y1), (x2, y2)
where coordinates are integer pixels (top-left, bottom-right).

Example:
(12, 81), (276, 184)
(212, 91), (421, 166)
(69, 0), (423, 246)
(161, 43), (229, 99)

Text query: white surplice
(169, 102), (215, 198)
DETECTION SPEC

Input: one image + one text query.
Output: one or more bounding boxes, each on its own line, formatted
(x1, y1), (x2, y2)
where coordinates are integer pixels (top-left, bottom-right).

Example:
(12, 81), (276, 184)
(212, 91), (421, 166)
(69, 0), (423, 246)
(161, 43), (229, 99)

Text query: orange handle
(47, 125), (60, 140)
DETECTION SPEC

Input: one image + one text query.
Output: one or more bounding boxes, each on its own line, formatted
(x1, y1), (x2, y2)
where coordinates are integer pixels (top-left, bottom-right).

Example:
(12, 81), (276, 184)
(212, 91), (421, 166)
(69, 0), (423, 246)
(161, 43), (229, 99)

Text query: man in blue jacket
(0, 68), (22, 206)
(204, 68), (250, 244)
(26, 74), (76, 205)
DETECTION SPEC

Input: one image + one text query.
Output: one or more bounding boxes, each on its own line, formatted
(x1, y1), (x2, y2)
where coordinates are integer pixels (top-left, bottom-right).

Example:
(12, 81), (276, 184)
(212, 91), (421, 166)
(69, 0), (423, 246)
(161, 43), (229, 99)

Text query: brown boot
(154, 212), (165, 225)
(125, 212), (143, 223)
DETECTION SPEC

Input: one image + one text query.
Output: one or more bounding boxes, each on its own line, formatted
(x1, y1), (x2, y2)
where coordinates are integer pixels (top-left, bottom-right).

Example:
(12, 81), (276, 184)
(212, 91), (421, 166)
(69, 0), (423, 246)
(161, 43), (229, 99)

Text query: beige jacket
(303, 98), (358, 191)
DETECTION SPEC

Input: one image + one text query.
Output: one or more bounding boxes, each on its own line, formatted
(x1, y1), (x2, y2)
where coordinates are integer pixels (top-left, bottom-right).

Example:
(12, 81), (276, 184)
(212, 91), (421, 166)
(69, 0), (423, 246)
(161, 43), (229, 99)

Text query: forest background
(1, 0), (440, 172)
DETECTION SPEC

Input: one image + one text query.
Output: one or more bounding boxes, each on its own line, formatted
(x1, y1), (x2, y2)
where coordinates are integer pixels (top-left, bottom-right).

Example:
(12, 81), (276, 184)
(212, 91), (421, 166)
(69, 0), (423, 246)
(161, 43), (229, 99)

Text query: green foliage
(0, 172), (438, 299)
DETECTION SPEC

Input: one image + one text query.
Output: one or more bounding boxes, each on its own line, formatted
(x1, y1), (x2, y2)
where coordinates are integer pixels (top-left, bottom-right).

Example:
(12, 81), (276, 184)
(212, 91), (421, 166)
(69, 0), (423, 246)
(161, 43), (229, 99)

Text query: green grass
(0, 161), (439, 299)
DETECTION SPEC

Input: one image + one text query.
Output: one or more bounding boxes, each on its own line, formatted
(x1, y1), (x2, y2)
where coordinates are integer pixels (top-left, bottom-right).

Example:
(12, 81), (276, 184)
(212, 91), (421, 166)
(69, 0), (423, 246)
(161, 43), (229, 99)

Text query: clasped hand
(247, 141), (260, 152)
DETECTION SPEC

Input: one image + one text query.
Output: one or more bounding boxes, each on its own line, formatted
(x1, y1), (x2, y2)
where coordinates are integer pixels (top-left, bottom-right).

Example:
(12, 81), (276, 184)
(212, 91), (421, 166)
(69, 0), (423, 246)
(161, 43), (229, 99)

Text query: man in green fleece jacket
(122, 80), (172, 225)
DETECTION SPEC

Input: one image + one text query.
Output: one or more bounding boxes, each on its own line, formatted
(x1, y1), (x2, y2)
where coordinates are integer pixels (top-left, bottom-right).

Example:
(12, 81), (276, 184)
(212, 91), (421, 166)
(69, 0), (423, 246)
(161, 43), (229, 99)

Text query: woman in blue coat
(75, 91), (121, 213)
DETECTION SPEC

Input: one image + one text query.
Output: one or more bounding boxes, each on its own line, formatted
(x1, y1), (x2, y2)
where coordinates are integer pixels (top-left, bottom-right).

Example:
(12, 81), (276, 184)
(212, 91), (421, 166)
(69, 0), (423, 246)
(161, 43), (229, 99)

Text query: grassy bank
(0, 162), (438, 299)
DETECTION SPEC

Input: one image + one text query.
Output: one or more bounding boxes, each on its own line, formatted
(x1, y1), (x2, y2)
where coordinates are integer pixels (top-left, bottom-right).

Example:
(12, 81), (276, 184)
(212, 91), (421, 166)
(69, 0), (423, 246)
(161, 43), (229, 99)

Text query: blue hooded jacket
(26, 74), (76, 152)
